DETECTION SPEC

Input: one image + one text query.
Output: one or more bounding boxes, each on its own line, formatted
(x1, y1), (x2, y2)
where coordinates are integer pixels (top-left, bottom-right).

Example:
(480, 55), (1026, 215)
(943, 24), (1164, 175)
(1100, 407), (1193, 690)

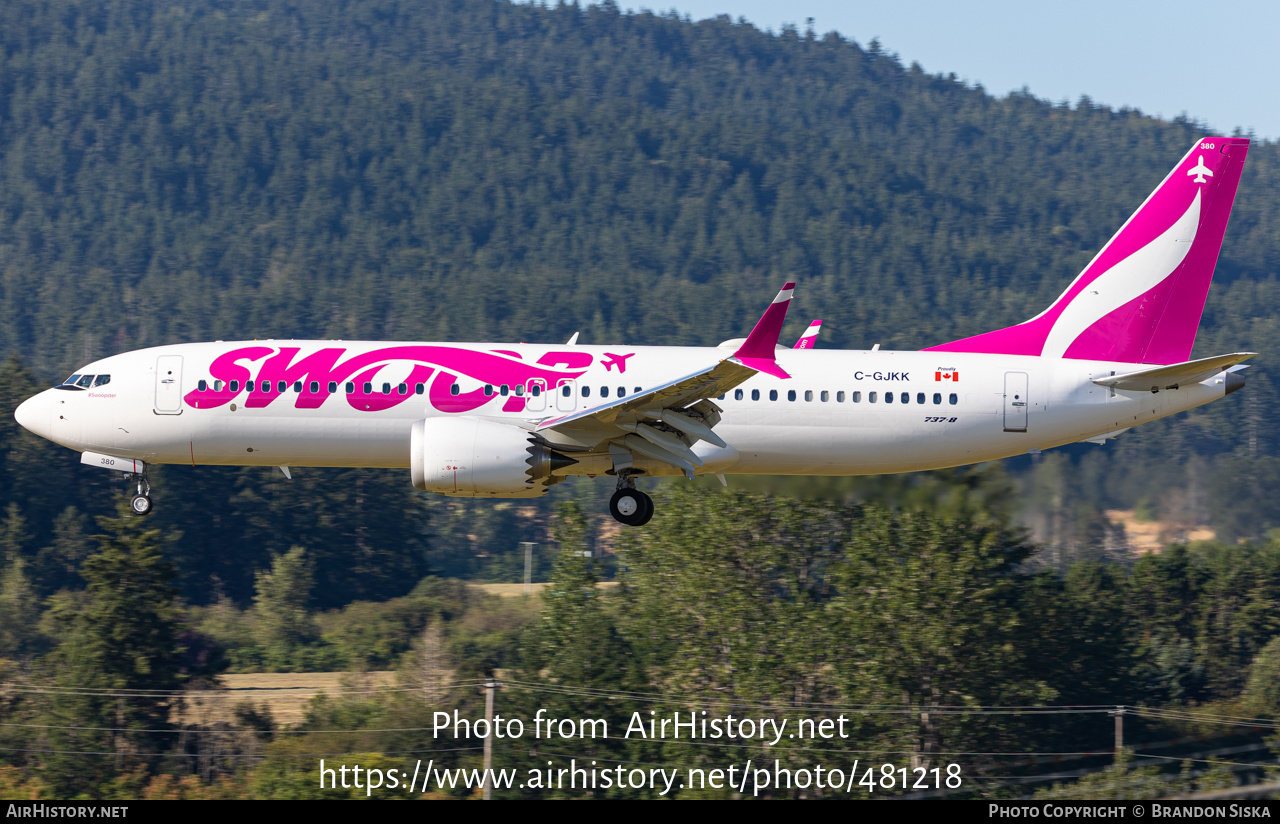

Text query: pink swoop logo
(183, 345), (595, 414)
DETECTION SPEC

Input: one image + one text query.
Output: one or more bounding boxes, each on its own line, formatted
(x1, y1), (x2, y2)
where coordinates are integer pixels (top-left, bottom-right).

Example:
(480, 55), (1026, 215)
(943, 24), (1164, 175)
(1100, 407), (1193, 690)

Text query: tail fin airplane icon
(1187, 155), (1214, 184)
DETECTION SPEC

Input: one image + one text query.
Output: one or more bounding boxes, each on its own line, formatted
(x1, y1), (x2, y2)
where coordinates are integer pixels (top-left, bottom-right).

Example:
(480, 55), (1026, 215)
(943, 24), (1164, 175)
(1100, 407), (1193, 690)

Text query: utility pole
(520, 542), (536, 597)
(483, 677), (497, 800)
(1111, 705), (1124, 753)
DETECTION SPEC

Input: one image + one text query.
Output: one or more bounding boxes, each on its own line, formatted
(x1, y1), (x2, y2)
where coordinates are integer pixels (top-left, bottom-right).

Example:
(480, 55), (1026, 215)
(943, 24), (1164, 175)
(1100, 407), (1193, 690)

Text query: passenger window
(378, 383), (388, 395)
(735, 389), (743, 401)
(788, 390), (797, 401)
(329, 381), (338, 393)
(804, 390), (812, 402)
(310, 381), (320, 393)
(400, 383), (409, 395)
(277, 381), (287, 392)
(230, 380), (239, 392)
(562, 385), (571, 397)
(769, 390), (778, 401)
(214, 380), (224, 392)
(917, 392), (925, 404)
(751, 389), (760, 401)
(246, 380), (255, 392)
(634, 387), (641, 394)
(885, 391), (893, 404)
(77, 375), (94, 388)
(869, 392), (877, 403)
(949, 393), (958, 405)
(416, 383), (425, 395)
(852, 391), (861, 403)
(836, 391), (845, 402)
(484, 385), (493, 396)
(450, 384), (460, 396)
(617, 387), (625, 397)
(582, 386), (591, 398)
(93, 375), (110, 387)
(514, 384), (524, 397)
(293, 381), (303, 393)
(933, 393), (942, 405)
(901, 392), (909, 404)
(198, 379), (207, 391)
(820, 390), (828, 402)
(345, 382), (355, 394)
(530, 385), (541, 397)
(600, 386), (609, 398)
(363, 382), (373, 394)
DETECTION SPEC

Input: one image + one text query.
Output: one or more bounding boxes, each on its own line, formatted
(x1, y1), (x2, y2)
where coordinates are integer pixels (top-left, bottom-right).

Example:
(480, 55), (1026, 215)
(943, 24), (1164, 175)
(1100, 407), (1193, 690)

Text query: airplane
(14, 136), (1255, 527)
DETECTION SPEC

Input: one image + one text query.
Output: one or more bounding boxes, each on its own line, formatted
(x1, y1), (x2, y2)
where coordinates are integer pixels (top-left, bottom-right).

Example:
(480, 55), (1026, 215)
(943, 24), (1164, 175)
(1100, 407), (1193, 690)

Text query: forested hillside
(0, 0), (1278, 591)
(4, 0), (1280, 799)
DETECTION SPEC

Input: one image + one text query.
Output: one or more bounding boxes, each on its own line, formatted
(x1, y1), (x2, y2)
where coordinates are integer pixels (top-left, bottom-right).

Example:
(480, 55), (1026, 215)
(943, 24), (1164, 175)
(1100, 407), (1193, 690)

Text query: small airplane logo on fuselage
(1187, 155), (1214, 184)
(602, 352), (636, 373)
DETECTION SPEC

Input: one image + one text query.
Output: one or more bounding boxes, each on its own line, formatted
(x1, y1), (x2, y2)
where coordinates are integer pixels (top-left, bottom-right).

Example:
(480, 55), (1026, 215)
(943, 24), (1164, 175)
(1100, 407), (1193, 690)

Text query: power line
(0, 745), (483, 758)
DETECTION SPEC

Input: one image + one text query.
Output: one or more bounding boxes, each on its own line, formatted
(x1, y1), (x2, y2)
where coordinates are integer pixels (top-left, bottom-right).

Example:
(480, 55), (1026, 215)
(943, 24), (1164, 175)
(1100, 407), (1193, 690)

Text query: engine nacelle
(410, 417), (576, 497)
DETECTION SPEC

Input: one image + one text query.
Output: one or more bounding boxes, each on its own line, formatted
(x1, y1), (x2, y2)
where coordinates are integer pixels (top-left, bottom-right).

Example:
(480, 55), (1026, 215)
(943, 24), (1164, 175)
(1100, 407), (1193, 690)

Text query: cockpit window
(64, 375), (82, 385)
(92, 375), (110, 387)
(76, 375), (94, 388)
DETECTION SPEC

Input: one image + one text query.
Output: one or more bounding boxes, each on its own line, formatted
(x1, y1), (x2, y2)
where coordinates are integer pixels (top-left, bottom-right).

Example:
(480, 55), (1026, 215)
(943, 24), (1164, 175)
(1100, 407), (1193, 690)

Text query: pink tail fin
(926, 137), (1250, 364)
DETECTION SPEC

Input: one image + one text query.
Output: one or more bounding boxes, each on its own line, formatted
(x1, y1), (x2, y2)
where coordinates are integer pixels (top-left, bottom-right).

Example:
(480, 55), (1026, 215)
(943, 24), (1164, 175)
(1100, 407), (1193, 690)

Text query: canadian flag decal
(935, 369), (959, 382)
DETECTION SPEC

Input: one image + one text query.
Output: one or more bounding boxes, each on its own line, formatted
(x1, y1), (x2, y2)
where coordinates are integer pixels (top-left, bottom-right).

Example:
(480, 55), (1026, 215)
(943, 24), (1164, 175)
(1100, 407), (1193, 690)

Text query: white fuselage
(18, 339), (1230, 481)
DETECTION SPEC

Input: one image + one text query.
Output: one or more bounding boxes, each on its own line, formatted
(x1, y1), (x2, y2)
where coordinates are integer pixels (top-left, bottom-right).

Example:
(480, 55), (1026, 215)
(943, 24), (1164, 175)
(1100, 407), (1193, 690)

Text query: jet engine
(410, 417), (577, 497)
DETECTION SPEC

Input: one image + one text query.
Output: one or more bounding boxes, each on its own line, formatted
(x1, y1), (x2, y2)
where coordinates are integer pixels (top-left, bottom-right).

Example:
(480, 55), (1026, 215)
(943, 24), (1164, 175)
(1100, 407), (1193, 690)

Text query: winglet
(731, 282), (794, 379)
(793, 319), (823, 349)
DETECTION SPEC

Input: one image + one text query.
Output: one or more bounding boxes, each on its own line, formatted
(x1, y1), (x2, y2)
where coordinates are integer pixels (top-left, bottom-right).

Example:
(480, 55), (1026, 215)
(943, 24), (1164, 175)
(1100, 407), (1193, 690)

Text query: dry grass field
(173, 583), (622, 728)
(178, 671), (399, 727)
(468, 581), (619, 598)
(1105, 509), (1216, 553)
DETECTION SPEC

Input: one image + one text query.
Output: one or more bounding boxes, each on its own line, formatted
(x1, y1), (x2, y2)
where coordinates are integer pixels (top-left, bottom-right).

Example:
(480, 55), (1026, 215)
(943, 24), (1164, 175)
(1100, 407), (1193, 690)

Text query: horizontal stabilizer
(1092, 352), (1256, 391)
(1080, 428), (1130, 445)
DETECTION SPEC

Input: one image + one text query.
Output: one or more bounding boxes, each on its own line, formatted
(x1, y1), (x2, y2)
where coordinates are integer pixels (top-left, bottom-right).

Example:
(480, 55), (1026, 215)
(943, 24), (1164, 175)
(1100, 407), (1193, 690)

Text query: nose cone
(14, 391), (52, 440)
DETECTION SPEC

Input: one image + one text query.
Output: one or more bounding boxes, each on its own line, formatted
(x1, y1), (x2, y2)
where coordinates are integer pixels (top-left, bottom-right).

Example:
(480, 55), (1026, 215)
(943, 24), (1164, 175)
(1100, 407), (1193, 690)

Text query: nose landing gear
(609, 473), (653, 527)
(128, 473), (153, 516)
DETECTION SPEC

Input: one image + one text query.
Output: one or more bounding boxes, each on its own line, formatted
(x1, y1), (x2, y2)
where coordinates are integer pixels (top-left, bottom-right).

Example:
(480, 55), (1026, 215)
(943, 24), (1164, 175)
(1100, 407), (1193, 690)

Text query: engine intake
(411, 417), (575, 497)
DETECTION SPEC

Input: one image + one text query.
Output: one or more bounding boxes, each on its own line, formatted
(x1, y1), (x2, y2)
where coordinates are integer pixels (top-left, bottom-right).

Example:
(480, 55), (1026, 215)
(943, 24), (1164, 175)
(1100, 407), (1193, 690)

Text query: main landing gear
(128, 472), (153, 516)
(609, 474), (653, 527)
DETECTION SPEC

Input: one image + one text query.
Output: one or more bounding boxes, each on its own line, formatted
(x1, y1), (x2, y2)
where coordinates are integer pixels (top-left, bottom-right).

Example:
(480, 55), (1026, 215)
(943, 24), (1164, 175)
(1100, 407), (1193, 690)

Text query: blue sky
(610, 0), (1279, 141)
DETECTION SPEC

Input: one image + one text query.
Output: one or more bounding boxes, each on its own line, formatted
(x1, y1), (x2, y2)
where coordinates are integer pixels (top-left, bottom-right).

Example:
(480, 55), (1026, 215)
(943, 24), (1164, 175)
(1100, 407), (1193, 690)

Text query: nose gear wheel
(128, 472), (153, 516)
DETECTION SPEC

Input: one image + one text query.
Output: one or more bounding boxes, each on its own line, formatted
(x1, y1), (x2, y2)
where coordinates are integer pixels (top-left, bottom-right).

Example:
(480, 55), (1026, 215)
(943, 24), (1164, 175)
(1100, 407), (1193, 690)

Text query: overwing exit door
(1003, 372), (1028, 432)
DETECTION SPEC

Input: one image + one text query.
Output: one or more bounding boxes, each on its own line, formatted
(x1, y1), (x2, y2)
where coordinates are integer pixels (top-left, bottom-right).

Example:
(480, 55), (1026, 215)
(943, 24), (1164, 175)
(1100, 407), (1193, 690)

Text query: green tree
(1243, 636), (1280, 717)
(38, 504), (185, 796)
(0, 558), (41, 657)
(252, 546), (317, 667)
(827, 506), (1052, 768)
(506, 501), (653, 798)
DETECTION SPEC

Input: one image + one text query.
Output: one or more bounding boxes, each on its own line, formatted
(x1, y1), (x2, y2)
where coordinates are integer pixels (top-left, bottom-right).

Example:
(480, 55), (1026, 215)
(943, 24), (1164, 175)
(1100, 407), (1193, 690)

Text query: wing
(1091, 352), (1255, 391)
(532, 357), (756, 432)
(530, 282), (797, 476)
